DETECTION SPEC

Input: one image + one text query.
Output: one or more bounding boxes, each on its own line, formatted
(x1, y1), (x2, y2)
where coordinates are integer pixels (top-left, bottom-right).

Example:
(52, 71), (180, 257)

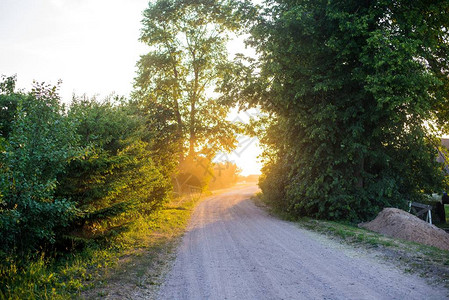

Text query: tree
(0, 75), (19, 141)
(237, 0), (449, 221)
(134, 0), (245, 160)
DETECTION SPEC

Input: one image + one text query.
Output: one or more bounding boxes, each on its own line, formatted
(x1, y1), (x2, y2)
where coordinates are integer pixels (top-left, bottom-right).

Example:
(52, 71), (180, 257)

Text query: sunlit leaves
(135, 0), (243, 158)
(253, 0), (449, 221)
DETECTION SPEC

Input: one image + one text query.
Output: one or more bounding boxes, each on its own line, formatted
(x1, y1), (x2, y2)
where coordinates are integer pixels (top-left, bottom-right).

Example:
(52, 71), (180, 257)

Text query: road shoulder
(253, 195), (449, 290)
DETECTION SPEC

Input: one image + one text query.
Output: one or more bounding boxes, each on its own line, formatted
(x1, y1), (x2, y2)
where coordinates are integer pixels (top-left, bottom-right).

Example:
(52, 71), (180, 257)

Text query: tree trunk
(189, 100), (196, 156)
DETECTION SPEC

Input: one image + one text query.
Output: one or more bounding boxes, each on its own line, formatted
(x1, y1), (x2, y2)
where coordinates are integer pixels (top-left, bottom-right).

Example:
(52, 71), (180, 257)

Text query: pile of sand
(359, 208), (449, 251)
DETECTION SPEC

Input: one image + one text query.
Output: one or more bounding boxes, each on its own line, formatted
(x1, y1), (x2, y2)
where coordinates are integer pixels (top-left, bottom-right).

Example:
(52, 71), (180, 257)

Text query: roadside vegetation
(0, 75), (241, 298)
(2, 0), (449, 298)
(1, 189), (208, 299)
(0, 0), (246, 297)
(225, 0), (449, 222)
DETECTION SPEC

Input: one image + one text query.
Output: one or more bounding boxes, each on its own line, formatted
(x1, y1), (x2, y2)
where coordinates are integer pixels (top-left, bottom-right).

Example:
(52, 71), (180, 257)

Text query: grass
(81, 192), (204, 299)
(0, 192), (206, 300)
(298, 218), (397, 248)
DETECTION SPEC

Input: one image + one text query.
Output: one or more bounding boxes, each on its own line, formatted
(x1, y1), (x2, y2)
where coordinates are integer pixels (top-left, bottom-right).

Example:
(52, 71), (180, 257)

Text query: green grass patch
(298, 218), (399, 248)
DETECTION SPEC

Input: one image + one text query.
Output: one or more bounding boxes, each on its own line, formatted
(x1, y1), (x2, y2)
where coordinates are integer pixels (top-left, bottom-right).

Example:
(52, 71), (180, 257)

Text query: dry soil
(158, 185), (448, 300)
(360, 207), (449, 251)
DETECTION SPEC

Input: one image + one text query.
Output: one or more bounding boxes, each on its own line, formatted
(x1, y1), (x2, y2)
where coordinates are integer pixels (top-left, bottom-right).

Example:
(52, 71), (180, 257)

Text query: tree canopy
(236, 0), (449, 221)
(134, 0), (247, 159)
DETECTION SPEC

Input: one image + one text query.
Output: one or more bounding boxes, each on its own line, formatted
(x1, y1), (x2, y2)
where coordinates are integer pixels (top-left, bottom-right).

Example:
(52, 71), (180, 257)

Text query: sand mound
(359, 208), (449, 251)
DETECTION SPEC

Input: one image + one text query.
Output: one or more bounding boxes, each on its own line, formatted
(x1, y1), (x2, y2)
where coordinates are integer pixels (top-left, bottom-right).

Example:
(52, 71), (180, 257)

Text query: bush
(54, 96), (172, 248)
(0, 79), (78, 254)
(0, 77), (177, 255)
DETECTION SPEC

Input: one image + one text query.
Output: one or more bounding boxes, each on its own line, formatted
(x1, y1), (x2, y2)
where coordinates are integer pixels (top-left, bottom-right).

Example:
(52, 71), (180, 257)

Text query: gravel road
(158, 185), (448, 300)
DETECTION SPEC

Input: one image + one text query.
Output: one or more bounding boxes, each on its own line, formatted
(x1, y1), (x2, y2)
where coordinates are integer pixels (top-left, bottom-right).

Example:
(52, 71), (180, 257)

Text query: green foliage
(0, 182), (204, 299)
(132, 99), (180, 180)
(0, 75), (176, 279)
(134, 0), (243, 158)
(0, 79), (78, 254)
(237, 0), (449, 221)
(55, 97), (171, 247)
(0, 75), (20, 140)
(0, 81), (179, 298)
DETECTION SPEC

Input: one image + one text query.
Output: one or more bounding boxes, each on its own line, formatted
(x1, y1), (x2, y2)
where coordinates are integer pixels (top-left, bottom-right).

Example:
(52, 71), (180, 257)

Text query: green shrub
(54, 96), (172, 249)
(0, 79), (78, 254)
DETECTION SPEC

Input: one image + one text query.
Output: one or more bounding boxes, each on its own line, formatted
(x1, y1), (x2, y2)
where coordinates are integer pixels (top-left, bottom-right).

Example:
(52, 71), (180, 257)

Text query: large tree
(234, 0), (449, 221)
(134, 0), (246, 159)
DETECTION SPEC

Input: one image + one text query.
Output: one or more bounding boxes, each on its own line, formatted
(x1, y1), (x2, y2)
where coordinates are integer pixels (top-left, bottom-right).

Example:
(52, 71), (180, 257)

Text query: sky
(0, 0), (262, 175)
(0, 0), (148, 100)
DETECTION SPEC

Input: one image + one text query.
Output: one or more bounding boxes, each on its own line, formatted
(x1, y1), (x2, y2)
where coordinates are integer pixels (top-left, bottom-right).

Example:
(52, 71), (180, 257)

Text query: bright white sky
(0, 0), (148, 100)
(0, 0), (262, 175)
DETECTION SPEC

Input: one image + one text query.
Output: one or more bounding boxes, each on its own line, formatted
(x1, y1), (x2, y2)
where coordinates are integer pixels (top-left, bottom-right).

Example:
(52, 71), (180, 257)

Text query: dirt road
(158, 185), (447, 299)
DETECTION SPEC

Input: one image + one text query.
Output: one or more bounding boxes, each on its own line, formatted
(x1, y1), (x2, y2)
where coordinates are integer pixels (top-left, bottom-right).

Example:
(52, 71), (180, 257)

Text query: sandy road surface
(158, 185), (447, 300)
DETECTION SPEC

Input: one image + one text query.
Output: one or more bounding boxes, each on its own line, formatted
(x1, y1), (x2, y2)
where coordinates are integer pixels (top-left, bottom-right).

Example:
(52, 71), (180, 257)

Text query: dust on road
(158, 185), (447, 300)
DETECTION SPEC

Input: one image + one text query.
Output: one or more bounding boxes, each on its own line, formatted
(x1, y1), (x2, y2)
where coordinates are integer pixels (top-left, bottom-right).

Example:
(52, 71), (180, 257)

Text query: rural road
(158, 185), (447, 300)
